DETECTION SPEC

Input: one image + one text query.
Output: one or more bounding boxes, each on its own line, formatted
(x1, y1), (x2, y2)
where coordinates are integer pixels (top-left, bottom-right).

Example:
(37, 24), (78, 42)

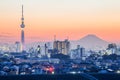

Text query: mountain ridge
(26, 34), (110, 51)
(70, 34), (109, 50)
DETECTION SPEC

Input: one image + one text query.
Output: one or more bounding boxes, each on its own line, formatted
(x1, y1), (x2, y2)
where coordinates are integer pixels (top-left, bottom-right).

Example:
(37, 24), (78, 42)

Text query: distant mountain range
(26, 34), (110, 51)
(70, 34), (109, 50)
(0, 34), (115, 52)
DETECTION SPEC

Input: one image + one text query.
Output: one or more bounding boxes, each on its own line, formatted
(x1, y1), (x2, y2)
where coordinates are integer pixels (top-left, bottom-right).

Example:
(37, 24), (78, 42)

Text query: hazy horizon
(0, 0), (120, 43)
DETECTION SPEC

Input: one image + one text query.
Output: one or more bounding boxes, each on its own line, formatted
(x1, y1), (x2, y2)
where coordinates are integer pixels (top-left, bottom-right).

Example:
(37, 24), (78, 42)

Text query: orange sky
(0, 0), (120, 43)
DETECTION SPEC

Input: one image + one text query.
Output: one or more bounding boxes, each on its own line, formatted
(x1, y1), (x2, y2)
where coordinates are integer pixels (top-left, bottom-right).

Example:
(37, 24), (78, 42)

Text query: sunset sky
(0, 0), (120, 43)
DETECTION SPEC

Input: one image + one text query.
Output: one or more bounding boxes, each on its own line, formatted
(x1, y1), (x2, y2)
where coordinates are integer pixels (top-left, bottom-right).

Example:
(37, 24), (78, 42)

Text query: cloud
(1, 32), (12, 35)
(0, 33), (16, 43)
(27, 37), (41, 40)
(0, 35), (11, 38)
(0, 32), (13, 38)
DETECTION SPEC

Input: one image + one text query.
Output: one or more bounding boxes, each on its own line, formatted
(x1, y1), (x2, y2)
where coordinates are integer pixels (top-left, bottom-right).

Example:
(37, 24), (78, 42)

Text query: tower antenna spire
(22, 5), (23, 18)
(21, 5), (25, 28)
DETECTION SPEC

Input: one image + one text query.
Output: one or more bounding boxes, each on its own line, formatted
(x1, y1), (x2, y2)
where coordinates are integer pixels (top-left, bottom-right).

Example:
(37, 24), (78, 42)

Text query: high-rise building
(37, 45), (41, 57)
(107, 43), (117, 54)
(70, 45), (85, 60)
(15, 41), (21, 52)
(76, 45), (81, 59)
(20, 5), (25, 52)
(45, 43), (48, 55)
(53, 39), (70, 55)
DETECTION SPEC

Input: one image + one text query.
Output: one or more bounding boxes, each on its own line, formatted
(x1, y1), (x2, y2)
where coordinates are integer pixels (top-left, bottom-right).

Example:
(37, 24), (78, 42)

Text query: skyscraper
(20, 5), (25, 51)
(70, 45), (85, 60)
(15, 41), (21, 52)
(53, 39), (70, 55)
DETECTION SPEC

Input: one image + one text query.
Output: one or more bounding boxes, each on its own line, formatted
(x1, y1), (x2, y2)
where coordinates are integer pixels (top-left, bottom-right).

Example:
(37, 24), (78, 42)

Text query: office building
(53, 39), (70, 55)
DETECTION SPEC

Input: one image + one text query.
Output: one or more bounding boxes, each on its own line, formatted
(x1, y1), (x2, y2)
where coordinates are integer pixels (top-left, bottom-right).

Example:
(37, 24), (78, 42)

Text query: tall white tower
(20, 5), (25, 51)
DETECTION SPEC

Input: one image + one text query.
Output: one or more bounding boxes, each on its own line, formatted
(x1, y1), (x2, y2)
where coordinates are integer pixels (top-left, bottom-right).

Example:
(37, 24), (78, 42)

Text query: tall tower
(20, 5), (25, 51)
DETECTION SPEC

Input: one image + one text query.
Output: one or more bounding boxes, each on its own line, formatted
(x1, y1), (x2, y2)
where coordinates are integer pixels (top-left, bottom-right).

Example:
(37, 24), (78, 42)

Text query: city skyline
(0, 0), (120, 43)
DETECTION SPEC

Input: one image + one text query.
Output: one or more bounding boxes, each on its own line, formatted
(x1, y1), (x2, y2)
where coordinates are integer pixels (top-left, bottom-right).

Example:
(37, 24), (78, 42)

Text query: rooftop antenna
(67, 36), (69, 40)
(54, 35), (56, 41)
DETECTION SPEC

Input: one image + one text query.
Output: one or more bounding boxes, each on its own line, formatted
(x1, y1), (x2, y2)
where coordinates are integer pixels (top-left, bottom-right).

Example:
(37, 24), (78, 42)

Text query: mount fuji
(70, 34), (109, 50)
